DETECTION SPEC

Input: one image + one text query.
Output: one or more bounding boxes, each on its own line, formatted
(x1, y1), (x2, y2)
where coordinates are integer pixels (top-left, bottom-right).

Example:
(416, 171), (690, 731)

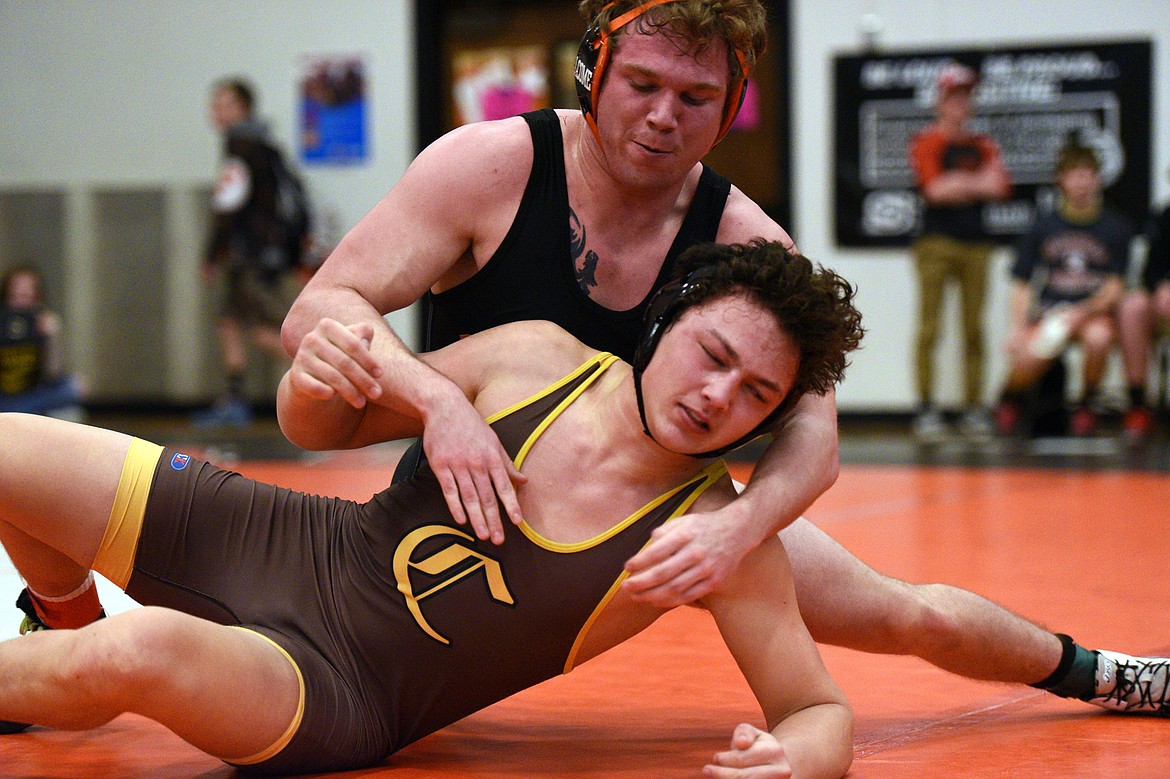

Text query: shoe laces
(18, 614), (48, 635)
(1101, 654), (1170, 713)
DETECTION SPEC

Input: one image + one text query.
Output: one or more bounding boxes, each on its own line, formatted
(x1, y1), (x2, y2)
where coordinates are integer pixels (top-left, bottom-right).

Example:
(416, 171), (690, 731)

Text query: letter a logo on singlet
(393, 526), (514, 645)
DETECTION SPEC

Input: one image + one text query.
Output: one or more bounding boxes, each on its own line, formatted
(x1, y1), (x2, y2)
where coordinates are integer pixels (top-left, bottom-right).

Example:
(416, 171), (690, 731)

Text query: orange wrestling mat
(2, 458), (1166, 778)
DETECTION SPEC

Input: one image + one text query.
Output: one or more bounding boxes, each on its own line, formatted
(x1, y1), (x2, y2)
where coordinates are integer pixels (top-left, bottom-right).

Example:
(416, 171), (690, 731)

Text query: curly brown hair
(672, 239), (865, 406)
(578, 0), (768, 82)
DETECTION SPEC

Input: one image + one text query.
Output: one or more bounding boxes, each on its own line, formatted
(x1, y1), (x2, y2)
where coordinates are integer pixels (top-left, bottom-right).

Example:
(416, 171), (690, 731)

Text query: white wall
(0, 0), (413, 214)
(792, 0), (1170, 411)
(1, 0), (1168, 410)
(0, 0), (416, 390)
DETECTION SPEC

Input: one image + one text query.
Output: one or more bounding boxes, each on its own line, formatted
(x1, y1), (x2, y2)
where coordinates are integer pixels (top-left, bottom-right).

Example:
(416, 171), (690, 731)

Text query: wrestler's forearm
(734, 390), (839, 542)
(277, 333), (463, 452)
(278, 298), (463, 451)
(281, 275), (395, 358)
(277, 371), (368, 450)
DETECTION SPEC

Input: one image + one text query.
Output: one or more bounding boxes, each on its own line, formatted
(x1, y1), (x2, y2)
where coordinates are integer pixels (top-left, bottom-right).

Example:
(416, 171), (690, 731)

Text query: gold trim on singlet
(561, 459), (728, 673)
(516, 461), (725, 553)
(490, 351), (631, 552)
(91, 438), (164, 590)
(502, 351), (724, 554)
(223, 627), (307, 766)
(484, 351), (620, 428)
(511, 353), (620, 469)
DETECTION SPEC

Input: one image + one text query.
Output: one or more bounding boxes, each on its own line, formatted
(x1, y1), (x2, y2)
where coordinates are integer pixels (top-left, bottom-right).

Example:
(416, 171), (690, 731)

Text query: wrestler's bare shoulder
(424, 321), (603, 413)
(422, 115), (535, 170)
(716, 186), (796, 250)
(474, 320), (597, 373)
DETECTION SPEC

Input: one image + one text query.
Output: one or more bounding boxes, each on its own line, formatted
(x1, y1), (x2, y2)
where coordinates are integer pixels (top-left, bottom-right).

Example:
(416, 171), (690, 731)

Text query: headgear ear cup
(714, 50), (751, 145)
(575, 0), (750, 148)
(574, 20), (605, 139)
(632, 272), (700, 443)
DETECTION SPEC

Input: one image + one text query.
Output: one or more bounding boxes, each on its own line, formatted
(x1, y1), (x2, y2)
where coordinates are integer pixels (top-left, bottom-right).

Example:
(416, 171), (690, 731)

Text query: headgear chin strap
(574, 0), (751, 149)
(632, 266), (796, 460)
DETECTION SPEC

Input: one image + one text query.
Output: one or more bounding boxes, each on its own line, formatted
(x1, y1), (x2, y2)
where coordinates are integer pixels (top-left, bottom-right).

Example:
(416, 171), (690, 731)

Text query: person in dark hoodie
(195, 77), (302, 426)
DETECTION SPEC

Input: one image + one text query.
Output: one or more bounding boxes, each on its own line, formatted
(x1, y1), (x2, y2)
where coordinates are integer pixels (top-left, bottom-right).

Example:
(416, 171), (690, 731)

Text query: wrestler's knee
(65, 608), (193, 715)
(877, 581), (967, 655)
(825, 578), (965, 656)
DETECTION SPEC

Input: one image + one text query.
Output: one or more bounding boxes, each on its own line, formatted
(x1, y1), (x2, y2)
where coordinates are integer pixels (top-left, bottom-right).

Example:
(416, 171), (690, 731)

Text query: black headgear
(574, 0), (751, 148)
(632, 265), (797, 459)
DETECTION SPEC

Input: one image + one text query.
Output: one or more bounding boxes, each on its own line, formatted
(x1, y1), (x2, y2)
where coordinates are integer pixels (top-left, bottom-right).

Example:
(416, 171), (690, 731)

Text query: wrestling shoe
(0, 589), (48, 735)
(912, 407), (948, 443)
(15, 588), (48, 635)
(1083, 650), (1170, 716)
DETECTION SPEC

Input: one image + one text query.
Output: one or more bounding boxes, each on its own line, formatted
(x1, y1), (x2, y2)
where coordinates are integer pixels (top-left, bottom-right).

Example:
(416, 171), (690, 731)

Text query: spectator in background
(994, 141), (1132, 437)
(1116, 186), (1170, 439)
(195, 77), (305, 427)
(907, 62), (1012, 442)
(0, 265), (84, 420)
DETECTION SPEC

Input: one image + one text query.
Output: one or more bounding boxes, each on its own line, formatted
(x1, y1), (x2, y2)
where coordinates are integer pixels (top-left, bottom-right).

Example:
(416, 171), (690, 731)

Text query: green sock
(1033, 634), (1099, 699)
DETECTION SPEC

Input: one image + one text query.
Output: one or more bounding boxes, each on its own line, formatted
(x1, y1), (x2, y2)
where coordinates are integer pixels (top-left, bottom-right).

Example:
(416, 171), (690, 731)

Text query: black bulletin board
(833, 40), (1152, 247)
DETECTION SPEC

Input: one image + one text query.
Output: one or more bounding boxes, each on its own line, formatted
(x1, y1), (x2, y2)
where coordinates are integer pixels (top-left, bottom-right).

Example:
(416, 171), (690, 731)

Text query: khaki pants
(912, 234), (996, 406)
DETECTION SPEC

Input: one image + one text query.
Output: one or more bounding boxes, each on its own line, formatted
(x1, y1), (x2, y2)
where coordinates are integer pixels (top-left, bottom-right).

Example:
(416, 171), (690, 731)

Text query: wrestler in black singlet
(426, 108), (731, 361)
(396, 108), (732, 482)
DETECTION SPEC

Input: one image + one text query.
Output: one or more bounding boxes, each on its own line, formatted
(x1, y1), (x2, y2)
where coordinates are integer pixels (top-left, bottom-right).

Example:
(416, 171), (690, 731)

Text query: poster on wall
(299, 53), (368, 165)
(833, 40), (1151, 247)
(451, 46), (550, 126)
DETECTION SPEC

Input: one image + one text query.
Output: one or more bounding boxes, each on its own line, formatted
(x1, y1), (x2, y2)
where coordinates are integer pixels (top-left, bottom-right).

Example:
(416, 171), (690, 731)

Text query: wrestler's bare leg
(0, 606), (299, 761)
(781, 518), (1170, 715)
(0, 413), (301, 757)
(0, 413), (128, 598)
(779, 517), (1062, 684)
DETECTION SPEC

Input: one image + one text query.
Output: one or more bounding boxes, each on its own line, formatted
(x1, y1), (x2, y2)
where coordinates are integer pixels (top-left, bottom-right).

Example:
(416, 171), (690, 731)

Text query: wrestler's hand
(422, 391), (526, 545)
(621, 506), (754, 607)
(286, 318), (384, 408)
(704, 724), (793, 777)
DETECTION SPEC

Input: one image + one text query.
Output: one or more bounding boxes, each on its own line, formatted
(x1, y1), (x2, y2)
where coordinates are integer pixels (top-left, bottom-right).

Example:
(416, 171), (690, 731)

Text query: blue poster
(300, 54), (368, 165)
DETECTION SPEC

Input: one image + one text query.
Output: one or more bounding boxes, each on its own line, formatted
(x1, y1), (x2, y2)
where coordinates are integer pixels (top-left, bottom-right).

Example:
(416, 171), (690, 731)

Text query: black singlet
(424, 108), (731, 362)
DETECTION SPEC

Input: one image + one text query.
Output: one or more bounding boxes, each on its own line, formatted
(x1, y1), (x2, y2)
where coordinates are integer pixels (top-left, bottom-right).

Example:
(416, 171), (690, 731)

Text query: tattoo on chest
(569, 208), (599, 294)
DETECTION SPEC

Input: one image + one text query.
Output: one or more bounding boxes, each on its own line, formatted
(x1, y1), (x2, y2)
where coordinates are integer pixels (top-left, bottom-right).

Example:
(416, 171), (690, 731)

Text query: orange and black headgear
(574, 0), (751, 149)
